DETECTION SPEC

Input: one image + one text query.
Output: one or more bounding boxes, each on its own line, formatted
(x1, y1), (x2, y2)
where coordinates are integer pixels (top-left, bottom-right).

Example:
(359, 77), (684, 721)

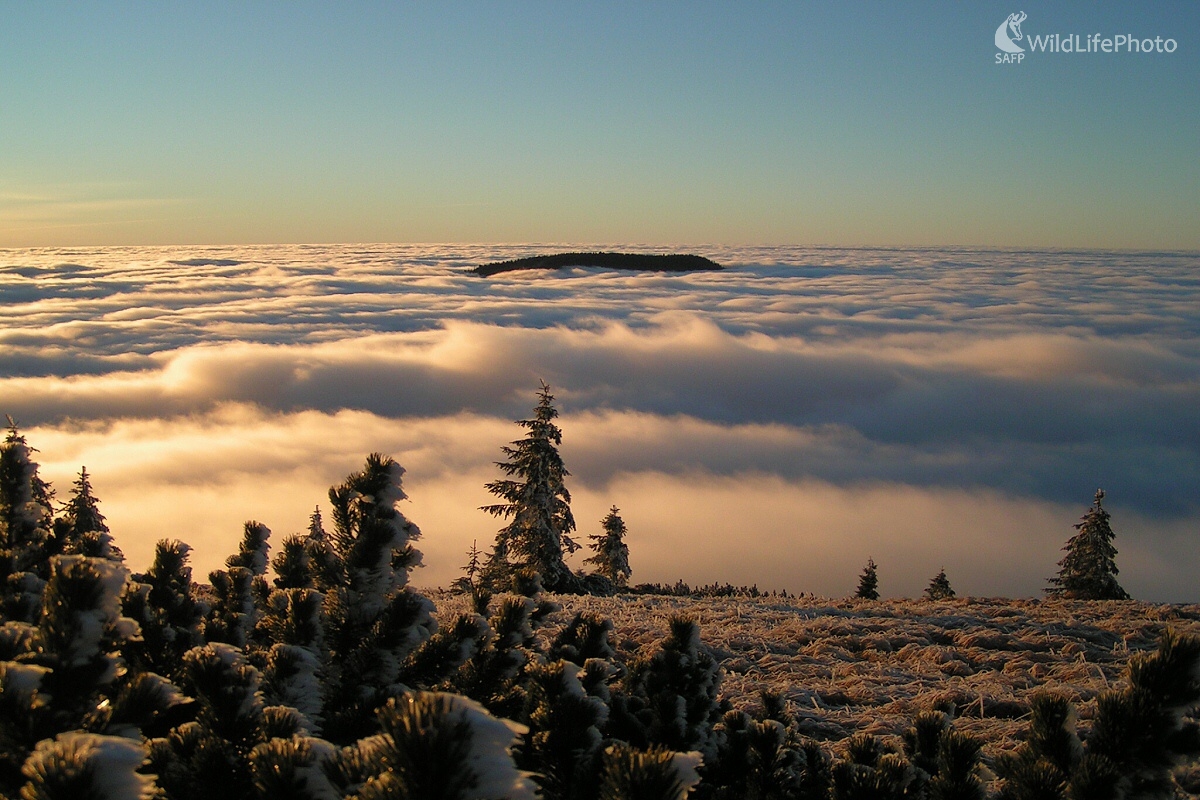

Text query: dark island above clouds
(471, 251), (723, 277)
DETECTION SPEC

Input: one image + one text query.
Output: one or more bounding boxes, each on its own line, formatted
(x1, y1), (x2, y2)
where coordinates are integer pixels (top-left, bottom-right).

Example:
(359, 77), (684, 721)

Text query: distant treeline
(472, 251), (723, 276)
(629, 580), (791, 599)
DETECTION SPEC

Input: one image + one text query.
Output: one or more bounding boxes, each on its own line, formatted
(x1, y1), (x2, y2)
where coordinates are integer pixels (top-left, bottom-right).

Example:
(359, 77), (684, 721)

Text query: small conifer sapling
(585, 506), (632, 588)
(925, 568), (955, 601)
(855, 558), (880, 600)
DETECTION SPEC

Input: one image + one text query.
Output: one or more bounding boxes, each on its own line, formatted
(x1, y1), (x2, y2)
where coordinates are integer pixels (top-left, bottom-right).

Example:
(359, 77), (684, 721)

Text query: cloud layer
(4, 244), (1199, 599)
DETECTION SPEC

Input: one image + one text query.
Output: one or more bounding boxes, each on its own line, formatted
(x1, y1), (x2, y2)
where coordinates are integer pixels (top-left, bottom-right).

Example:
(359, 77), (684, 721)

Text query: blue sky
(2, 2), (1198, 247)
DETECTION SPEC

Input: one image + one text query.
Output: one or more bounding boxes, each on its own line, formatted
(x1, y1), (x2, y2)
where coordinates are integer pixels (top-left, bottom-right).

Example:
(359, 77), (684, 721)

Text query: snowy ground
(431, 591), (1200, 758)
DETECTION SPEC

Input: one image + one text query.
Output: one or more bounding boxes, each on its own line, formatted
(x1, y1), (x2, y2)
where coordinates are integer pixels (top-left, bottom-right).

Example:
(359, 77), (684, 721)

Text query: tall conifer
(0, 419), (55, 621)
(1047, 490), (1129, 600)
(481, 382), (580, 592)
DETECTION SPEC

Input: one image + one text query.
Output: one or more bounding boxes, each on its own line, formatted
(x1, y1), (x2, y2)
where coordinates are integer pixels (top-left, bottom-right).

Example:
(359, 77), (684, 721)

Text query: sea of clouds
(2, 244), (1197, 600)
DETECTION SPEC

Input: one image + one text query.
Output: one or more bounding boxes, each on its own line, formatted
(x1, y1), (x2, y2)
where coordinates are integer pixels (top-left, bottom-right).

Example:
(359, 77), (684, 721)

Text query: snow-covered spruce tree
(148, 641), (323, 800)
(19, 731), (156, 800)
(620, 615), (723, 761)
(517, 659), (611, 800)
(303, 505), (343, 593)
(1, 420), (55, 622)
(52, 467), (123, 563)
(995, 694), (1087, 800)
(832, 734), (913, 800)
(1, 554), (188, 798)
(29, 557), (141, 727)
(450, 595), (539, 719)
(901, 711), (985, 800)
(585, 506), (632, 589)
(924, 569), (955, 601)
(597, 743), (703, 800)
(481, 382), (581, 593)
(1047, 490), (1129, 600)
(854, 558), (879, 601)
(705, 700), (830, 800)
(122, 540), (206, 679)
(453, 539), (484, 593)
(328, 692), (537, 800)
(319, 453), (435, 743)
(256, 587), (329, 731)
(998, 630), (1200, 800)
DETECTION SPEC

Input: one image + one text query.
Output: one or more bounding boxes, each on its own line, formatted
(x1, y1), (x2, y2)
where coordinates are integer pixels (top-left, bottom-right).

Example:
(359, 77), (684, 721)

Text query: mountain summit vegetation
(2, 412), (1195, 800)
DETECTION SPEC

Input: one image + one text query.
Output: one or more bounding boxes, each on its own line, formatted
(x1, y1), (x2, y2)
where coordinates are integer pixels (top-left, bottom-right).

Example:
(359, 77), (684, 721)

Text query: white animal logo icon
(995, 12), (1027, 53)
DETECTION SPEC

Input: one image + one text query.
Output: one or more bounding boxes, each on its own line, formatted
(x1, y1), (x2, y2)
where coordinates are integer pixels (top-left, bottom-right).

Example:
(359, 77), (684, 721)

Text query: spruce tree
(319, 453), (435, 742)
(624, 616), (723, 760)
(302, 505), (342, 592)
(54, 467), (123, 563)
(328, 693), (537, 800)
(585, 506), (632, 588)
(481, 382), (580, 593)
(855, 558), (879, 600)
(270, 534), (314, 590)
(452, 540), (484, 594)
(122, 540), (205, 679)
(832, 734), (912, 800)
(0, 419), (55, 621)
(925, 568), (955, 601)
(204, 522), (272, 651)
(597, 744), (704, 800)
(257, 587), (327, 730)
(20, 732), (157, 800)
(996, 630), (1200, 800)
(1047, 490), (1129, 600)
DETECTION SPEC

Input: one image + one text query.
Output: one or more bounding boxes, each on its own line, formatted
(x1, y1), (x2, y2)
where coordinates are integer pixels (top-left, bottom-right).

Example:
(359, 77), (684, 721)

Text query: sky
(4, 245), (1199, 601)
(2, 2), (1198, 248)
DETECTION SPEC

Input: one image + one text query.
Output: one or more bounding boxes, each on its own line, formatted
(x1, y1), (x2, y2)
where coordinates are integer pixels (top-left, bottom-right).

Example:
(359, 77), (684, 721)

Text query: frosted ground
(2, 244), (1199, 599)
(435, 589), (1200, 763)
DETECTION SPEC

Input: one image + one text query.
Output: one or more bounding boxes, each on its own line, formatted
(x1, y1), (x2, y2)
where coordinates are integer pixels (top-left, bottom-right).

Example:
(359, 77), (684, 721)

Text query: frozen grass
(428, 590), (1200, 759)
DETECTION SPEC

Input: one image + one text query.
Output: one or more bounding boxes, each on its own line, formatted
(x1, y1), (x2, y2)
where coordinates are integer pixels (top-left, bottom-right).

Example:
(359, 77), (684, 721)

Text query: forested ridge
(472, 252), (723, 277)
